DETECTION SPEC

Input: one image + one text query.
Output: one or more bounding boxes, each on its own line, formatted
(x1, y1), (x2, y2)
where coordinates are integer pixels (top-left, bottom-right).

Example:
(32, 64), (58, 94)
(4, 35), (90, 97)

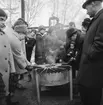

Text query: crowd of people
(0, 0), (103, 105)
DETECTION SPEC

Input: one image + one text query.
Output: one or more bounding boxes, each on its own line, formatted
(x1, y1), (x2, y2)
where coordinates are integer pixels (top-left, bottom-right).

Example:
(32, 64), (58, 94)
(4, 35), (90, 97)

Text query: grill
(32, 63), (73, 105)
(33, 63), (71, 86)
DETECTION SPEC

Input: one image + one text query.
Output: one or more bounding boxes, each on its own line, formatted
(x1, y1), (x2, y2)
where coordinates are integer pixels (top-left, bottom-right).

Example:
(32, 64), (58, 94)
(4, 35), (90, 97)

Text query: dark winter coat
(25, 37), (36, 61)
(77, 9), (103, 88)
(35, 33), (46, 64)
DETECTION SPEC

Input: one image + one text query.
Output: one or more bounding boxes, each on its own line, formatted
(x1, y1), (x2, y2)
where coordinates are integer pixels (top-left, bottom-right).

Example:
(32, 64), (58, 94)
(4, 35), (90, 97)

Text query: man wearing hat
(76, 0), (103, 105)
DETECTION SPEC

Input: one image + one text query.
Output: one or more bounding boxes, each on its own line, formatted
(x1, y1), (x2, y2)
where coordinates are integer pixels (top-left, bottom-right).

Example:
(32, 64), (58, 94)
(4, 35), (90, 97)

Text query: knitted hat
(13, 18), (28, 28)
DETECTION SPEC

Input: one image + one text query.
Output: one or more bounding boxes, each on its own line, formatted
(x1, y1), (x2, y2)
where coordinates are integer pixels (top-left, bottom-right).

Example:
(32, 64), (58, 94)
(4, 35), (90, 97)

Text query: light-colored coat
(4, 26), (30, 74)
(0, 30), (16, 95)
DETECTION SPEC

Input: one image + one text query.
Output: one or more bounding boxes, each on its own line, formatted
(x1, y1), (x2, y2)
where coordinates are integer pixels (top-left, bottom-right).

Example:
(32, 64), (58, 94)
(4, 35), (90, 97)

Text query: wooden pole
(21, 0), (25, 20)
(70, 66), (73, 100)
(35, 70), (41, 105)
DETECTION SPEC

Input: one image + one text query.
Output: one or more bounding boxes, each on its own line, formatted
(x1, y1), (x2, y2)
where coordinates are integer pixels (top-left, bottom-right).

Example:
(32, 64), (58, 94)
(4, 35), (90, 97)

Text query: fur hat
(82, 0), (103, 9)
(13, 18), (28, 34)
(0, 8), (7, 19)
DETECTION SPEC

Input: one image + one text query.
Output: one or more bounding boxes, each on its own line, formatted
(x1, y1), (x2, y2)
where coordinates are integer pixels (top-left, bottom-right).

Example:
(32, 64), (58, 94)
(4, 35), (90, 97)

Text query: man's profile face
(0, 16), (6, 29)
(85, 3), (95, 18)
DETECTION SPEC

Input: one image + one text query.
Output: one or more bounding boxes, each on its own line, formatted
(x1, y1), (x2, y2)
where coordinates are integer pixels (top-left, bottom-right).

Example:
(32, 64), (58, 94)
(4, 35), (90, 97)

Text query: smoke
(44, 28), (66, 64)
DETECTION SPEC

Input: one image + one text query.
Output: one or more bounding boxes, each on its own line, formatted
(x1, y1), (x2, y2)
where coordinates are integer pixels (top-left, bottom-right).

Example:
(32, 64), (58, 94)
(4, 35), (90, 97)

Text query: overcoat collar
(87, 9), (103, 31)
(94, 8), (103, 20)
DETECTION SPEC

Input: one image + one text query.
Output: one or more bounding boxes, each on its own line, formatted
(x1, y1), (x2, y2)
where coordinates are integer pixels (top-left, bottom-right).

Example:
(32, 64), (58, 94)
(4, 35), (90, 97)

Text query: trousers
(79, 85), (102, 105)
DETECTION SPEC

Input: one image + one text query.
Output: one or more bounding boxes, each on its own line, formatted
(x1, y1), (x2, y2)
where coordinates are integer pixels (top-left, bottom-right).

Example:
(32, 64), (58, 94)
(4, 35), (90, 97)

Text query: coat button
(5, 70), (7, 72)
(4, 45), (6, 47)
(5, 58), (7, 60)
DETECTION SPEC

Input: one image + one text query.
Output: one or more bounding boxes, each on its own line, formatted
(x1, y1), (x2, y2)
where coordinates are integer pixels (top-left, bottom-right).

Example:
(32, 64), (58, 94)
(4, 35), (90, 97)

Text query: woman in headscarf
(65, 28), (83, 78)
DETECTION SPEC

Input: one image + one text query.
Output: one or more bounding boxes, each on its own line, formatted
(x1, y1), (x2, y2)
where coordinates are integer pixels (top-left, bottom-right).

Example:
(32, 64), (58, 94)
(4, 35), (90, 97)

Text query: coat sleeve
(88, 17), (103, 59)
(12, 46), (28, 69)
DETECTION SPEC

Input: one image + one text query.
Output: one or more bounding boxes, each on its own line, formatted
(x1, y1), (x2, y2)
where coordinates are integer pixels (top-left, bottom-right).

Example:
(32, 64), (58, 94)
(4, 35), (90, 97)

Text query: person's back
(35, 32), (46, 64)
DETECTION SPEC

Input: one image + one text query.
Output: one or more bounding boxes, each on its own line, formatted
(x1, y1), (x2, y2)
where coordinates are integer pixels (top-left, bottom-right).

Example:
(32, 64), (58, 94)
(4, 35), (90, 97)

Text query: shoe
(16, 83), (26, 90)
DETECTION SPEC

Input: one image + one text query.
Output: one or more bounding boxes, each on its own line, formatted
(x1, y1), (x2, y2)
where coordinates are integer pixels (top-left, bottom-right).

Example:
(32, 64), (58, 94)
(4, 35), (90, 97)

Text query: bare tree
(0, 0), (86, 27)
(25, 0), (50, 26)
(0, 0), (20, 24)
(48, 0), (59, 17)
(59, 0), (86, 25)
(62, 0), (69, 24)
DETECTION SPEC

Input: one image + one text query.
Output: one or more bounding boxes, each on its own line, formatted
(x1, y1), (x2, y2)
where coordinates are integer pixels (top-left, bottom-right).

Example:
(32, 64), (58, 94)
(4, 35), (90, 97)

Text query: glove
(25, 65), (33, 71)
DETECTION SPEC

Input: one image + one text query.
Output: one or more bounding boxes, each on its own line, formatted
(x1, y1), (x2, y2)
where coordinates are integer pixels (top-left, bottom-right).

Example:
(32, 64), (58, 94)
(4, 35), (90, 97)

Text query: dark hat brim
(66, 28), (77, 38)
(82, 0), (92, 9)
(82, 0), (103, 9)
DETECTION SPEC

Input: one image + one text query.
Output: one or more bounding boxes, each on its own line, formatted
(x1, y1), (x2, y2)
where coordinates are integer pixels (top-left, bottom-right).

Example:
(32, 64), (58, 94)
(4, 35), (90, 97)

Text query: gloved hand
(25, 65), (33, 71)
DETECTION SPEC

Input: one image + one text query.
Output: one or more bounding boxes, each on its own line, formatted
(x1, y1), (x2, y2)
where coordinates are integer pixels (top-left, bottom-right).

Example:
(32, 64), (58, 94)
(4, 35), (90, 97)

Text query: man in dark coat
(77, 0), (103, 105)
(35, 26), (46, 64)
(25, 30), (36, 62)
